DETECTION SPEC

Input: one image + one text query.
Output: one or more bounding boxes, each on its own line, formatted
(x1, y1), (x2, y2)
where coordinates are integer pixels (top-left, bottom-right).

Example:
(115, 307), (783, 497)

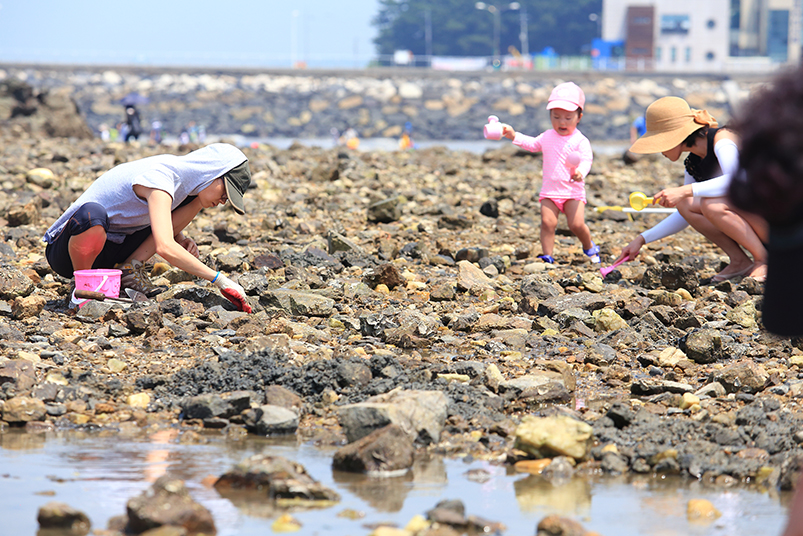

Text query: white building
(602, 0), (802, 72)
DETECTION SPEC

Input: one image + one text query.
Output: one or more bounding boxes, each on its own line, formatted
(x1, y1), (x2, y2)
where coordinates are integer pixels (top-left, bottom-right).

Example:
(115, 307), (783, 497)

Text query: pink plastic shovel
(600, 256), (627, 277)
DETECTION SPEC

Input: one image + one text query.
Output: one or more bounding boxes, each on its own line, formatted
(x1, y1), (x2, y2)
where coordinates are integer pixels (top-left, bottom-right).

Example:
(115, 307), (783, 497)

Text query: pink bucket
(74, 269), (122, 299)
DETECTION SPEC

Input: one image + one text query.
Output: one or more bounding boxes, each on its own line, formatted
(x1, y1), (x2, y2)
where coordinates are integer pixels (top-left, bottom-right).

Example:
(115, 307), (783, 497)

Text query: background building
(602, 0), (803, 71)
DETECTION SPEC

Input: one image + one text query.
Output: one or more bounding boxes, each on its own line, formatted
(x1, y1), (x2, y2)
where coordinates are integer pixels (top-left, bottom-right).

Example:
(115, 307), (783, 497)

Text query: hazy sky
(0, 0), (381, 68)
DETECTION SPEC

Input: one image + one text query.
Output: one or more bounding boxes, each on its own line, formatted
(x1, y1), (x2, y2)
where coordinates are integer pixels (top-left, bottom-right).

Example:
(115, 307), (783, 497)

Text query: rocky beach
(0, 66), (801, 535)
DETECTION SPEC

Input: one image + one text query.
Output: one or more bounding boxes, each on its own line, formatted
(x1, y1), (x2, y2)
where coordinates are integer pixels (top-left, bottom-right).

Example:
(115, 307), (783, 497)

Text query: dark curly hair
(730, 66), (803, 226)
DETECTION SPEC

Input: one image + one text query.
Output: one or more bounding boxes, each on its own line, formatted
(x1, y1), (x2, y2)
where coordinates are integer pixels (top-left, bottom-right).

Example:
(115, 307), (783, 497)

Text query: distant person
(43, 143), (253, 313)
(630, 114), (646, 144)
(124, 105), (142, 142)
(614, 97), (768, 282)
(497, 82), (600, 264)
(399, 121), (415, 150)
(339, 128), (359, 150)
(99, 123), (110, 142)
(150, 120), (163, 145)
(623, 113), (646, 164)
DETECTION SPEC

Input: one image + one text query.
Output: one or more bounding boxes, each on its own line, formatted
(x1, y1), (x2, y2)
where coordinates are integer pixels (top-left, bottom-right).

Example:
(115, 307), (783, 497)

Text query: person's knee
(700, 198), (725, 219)
(568, 221), (588, 235)
(69, 225), (107, 255)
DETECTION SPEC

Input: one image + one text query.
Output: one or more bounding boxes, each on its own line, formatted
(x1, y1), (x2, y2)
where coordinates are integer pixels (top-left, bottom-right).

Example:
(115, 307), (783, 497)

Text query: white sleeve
(640, 171), (694, 243)
(691, 139), (739, 198)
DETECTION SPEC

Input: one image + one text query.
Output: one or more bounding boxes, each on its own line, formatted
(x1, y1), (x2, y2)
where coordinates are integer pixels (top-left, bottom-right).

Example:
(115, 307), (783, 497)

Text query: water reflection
(1, 429), (46, 450)
(332, 455), (448, 512)
(0, 429), (792, 536)
(514, 474), (593, 514)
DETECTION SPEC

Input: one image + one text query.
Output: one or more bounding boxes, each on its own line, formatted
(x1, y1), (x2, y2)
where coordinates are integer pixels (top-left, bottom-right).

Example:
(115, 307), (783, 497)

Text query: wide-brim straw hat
(629, 96), (718, 154)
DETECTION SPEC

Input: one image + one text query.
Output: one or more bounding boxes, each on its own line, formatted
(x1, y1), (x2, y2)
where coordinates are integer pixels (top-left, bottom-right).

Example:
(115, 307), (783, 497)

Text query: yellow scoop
(629, 191), (655, 211)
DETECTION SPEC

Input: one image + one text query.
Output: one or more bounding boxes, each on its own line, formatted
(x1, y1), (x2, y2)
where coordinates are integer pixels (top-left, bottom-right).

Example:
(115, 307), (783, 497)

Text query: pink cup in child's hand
(484, 115), (503, 140)
(566, 152), (582, 177)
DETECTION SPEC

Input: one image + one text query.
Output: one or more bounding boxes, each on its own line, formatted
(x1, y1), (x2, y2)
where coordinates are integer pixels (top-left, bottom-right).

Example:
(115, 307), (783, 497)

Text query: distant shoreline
(0, 61), (775, 82)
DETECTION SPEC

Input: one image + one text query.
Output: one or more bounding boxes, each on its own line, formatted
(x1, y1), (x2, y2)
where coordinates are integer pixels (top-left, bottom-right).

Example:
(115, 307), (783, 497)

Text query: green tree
(372, 0), (602, 57)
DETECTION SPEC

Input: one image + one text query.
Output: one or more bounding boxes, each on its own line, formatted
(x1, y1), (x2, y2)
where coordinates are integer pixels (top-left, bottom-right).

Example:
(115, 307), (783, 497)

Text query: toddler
(500, 82), (599, 263)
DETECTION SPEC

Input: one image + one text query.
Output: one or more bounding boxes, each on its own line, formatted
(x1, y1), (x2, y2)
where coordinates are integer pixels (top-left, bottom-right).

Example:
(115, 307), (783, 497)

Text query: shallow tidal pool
(0, 428), (791, 535)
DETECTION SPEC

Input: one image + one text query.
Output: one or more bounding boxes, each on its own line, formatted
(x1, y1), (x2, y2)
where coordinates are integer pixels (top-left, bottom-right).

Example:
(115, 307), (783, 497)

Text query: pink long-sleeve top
(512, 128), (593, 201)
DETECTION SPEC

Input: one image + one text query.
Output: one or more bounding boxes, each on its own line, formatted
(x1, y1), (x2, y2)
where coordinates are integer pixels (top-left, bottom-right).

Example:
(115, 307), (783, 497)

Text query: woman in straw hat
(615, 96), (767, 282)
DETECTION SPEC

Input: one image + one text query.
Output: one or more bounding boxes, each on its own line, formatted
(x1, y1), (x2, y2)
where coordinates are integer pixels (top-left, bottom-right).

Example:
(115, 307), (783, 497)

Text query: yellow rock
(375, 284), (390, 294)
(45, 372), (69, 385)
(107, 358), (127, 373)
(514, 459), (552, 474)
(601, 443), (619, 454)
(67, 413), (91, 425)
(151, 262), (171, 276)
(676, 288), (693, 300)
(16, 351), (40, 363)
(127, 393), (150, 408)
(680, 393), (700, 410)
(404, 514), (429, 532)
(687, 499), (721, 522)
(438, 373), (470, 383)
(369, 527), (411, 536)
(272, 513), (302, 532)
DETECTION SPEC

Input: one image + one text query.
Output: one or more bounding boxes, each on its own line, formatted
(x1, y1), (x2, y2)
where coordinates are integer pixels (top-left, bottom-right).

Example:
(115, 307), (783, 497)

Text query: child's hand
(570, 170), (583, 182)
(501, 124), (516, 140)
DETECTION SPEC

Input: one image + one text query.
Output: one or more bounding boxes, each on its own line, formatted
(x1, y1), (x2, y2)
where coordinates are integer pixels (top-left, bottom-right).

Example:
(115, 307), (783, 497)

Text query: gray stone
(125, 476), (215, 535)
(255, 405), (299, 436)
(337, 389), (448, 444)
(332, 424), (414, 474)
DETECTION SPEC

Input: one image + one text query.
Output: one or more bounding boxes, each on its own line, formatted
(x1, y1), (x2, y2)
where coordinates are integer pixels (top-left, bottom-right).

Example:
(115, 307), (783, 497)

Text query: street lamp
(476, 2), (526, 67)
(589, 13), (601, 38)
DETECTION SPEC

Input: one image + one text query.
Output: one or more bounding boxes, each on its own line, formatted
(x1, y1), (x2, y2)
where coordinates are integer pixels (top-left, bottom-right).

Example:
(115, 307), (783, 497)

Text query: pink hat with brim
(546, 82), (585, 111)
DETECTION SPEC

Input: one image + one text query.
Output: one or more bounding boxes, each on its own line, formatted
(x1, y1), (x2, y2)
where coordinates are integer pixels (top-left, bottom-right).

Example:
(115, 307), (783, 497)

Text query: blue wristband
(211, 271), (220, 284)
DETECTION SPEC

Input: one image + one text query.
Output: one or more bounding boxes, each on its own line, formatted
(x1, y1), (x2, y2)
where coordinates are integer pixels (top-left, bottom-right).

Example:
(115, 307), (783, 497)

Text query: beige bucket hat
(629, 96), (718, 154)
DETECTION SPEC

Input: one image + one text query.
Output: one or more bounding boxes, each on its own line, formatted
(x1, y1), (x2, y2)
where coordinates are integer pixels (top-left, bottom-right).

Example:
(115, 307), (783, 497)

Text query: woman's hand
(501, 124), (516, 140)
(176, 233), (199, 258)
(615, 235), (645, 264)
(653, 185), (692, 208)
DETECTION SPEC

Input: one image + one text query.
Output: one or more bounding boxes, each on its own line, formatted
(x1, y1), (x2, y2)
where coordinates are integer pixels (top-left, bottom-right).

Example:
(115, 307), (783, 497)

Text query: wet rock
(2, 396), (46, 423)
(536, 514), (593, 536)
(253, 405), (299, 436)
(264, 385), (303, 412)
(214, 454), (340, 503)
(125, 475), (216, 535)
(37, 501), (91, 534)
(337, 389), (448, 444)
(332, 424), (414, 474)
(180, 391), (254, 420)
(425, 499), (505, 534)
(514, 415), (593, 461)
